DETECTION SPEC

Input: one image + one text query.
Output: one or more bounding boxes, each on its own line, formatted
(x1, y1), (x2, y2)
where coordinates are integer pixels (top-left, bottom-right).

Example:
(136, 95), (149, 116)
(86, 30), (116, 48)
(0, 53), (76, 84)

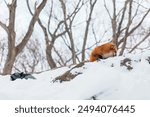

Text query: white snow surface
(0, 51), (150, 100)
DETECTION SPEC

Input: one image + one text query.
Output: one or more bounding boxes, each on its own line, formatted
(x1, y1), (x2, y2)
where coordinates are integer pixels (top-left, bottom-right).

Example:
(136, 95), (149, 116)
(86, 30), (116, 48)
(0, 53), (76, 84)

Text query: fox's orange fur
(89, 42), (117, 62)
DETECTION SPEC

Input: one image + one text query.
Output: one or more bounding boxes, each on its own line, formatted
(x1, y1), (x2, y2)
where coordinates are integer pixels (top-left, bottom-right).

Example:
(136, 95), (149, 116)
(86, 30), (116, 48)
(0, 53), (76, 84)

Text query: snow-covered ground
(0, 51), (150, 100)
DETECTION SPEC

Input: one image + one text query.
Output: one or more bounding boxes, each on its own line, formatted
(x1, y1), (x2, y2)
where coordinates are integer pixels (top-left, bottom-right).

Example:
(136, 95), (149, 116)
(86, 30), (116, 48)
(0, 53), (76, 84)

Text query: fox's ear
(110, 45), (114, 49)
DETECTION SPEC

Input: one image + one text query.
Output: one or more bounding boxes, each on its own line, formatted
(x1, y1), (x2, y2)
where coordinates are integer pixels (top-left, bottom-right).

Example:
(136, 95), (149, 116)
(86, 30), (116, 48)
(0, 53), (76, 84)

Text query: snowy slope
(0, 51), (150, 100)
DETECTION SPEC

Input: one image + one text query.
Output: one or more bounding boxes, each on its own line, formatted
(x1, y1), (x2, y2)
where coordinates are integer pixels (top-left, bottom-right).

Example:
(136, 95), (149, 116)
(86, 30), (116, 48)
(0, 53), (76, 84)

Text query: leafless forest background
(0, 0), (150, 75)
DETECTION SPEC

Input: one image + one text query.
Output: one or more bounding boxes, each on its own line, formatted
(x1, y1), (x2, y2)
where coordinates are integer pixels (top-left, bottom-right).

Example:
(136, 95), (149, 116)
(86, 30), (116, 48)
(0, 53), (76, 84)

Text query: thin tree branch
(16, 0), (47, 54)
(0, 21), (8, 33)
(129, 31), (150, 53)
(103, 0), (112, 20)
(128, 8), (150, 36)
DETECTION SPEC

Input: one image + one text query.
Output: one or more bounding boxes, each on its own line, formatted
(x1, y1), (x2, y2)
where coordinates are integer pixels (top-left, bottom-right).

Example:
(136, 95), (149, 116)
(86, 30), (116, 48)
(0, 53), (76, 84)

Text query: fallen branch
(52, 61), (88, 83)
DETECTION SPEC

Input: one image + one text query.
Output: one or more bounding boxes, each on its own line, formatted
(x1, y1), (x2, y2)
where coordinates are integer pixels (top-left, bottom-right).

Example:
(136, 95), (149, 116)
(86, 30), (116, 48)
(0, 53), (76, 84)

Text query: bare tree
(26, 0), (57, 69)
(81, 0), (97, 61)
(0, 0), (47, 75)
(27, 0), (86, 68)
(59, 0), (77, 64)
(104, 0), (150, 55)
(59, 0), (86, 64)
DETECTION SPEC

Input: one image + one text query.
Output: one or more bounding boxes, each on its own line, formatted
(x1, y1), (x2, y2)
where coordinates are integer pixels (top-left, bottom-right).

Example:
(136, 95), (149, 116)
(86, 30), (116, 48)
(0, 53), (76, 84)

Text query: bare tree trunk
(81, 0), (97, 61)
(45, 39), (57, 68)
(3, 0), (17, 75)
(111, 0), (117, 46)
(39, 23), (57, 69)
(1, 0), (47, 75)
(68, 31), (76, 64)
(119, 0), (132, 55)
(59, 0), (76, 64)
(3, 49), (17, 75)
(27, 0), (57, 68)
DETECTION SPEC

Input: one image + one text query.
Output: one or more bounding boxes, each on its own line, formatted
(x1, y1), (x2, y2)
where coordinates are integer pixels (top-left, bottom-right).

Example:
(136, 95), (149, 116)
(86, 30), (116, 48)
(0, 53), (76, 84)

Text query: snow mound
(0, 51), (150, 100)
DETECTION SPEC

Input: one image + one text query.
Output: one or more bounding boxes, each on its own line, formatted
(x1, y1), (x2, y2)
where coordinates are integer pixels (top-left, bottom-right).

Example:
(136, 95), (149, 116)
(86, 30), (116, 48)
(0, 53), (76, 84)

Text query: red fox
(89, 42), (117, 62)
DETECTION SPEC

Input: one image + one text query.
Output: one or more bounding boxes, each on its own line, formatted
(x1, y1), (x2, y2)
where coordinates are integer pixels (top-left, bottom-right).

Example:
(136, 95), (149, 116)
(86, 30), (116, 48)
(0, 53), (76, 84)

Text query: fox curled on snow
(89, 42), (117, 62)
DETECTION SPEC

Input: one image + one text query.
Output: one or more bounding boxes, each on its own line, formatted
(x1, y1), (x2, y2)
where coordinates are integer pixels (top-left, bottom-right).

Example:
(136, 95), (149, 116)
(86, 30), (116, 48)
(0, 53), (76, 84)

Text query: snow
(0, 51), (150, 100)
